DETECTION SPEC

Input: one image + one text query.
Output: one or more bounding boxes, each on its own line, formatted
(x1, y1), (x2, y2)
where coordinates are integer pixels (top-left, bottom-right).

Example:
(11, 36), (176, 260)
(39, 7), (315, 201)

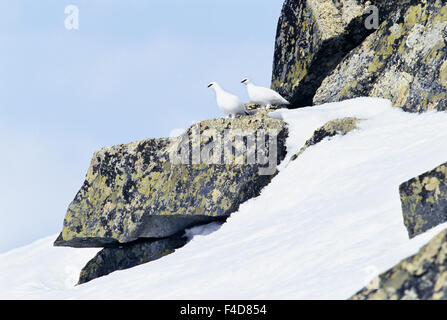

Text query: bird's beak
(241, 80), (245, 84)
(207, 84), (212, 88)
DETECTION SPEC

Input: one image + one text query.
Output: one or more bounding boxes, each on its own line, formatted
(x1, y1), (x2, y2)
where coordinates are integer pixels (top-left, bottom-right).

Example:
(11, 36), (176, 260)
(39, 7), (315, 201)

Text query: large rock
(78, 235), (188, 284)
(351, 228), (447, 300)
(400, 162), (447, 239)
(314, 0), (447, 113)
(271, 0), (395, 108)
(55, 111), (287, 247)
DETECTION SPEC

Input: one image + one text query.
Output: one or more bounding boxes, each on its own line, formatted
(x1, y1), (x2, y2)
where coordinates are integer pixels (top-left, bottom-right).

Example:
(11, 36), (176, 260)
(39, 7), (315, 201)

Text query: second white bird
(241, 78), (290, 108)
(208, 82), (248, 118)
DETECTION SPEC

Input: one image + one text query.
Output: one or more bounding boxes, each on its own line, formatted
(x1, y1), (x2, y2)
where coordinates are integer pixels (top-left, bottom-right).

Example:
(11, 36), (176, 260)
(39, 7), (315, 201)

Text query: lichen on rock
(55, 110), (288, 248)
(351, 228), (447, 300)
(400, 162), (447, 239)
(271, 0), (394, 108)
(290, 117), (362, 162)
(313, 0), (447, 113)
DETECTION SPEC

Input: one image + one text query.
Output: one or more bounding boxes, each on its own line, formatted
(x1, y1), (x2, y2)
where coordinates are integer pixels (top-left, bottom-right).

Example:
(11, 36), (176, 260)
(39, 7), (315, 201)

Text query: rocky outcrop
(271, 0), (403, 108)
(400, 162), (447, 239)
(355, 161), (447, 299)
(351, 228), (447, 300)
(55, 111), (287, 248)
(55, 111), (287, 283)
(314, 1), (447, 113)
(290, 117), (362, 162)
(78, 235), (187, 284)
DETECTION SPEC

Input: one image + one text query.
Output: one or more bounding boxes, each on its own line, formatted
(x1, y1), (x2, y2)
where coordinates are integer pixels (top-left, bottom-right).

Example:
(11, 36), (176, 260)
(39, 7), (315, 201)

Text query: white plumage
(241, 78), (290, 108)
(208, 82), (248, 118)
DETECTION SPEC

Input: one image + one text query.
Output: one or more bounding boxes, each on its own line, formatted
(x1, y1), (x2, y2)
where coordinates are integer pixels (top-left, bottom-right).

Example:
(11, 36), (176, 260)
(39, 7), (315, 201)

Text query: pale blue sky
(0, 0), (284, 252)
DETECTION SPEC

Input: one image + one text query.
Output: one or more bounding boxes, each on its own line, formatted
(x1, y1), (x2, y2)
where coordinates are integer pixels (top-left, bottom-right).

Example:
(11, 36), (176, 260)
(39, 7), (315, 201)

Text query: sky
(0, 0), (284, 253)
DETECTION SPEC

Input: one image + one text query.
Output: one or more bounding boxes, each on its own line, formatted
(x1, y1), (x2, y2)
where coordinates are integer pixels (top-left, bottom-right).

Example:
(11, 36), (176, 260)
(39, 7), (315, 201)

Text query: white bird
(241, 78), (290, 108)
(208, 82), (248, 118)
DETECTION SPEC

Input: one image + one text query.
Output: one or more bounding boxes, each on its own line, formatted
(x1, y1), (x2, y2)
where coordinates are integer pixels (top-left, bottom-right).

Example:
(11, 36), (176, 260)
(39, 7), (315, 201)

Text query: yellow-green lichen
(313, 2), (447, 113)
(57, 110), (288, 246)
(440, 60), (447, 88)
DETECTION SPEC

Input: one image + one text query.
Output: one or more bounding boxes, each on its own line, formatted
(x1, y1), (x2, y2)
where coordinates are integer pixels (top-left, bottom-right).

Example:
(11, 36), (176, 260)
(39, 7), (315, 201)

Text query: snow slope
(2, 97), (447, 300)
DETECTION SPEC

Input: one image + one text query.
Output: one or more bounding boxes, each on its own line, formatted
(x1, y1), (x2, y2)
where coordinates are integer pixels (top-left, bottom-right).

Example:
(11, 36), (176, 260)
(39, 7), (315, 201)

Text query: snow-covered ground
(2, 97), (447, 300)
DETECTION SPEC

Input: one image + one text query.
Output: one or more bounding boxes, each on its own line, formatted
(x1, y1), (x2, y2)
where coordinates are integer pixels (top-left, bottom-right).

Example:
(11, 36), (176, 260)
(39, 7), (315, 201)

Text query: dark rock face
(289, 117), (362, 162)
(314, 0), (447, 113)
(271, 0), (398, 108)
(78, 235), (188, 284)
(55, 111), (288, 248)
(351, 228), (447, 300)
(400, 162), (447, 239)
(271, 1), (447, 113)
